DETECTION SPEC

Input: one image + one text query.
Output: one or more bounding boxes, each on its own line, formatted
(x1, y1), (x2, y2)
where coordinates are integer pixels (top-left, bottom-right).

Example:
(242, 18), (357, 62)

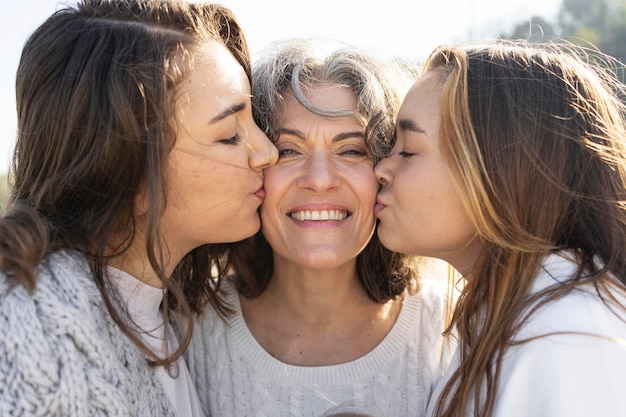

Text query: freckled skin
(375, 71), (480, 274)
(160, 41), (277, 260)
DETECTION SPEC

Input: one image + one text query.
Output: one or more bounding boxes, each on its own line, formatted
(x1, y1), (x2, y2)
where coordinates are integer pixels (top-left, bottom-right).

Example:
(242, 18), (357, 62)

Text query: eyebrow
(398, 118), (426, 134)
(279, 128), (365, 142)
(209, 102), (246, 124)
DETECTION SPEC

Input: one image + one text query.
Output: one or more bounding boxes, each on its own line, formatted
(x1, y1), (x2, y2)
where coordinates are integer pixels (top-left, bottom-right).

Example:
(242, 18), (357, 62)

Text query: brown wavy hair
(4, 0), (250, 368)
(424, 41), (626, 417)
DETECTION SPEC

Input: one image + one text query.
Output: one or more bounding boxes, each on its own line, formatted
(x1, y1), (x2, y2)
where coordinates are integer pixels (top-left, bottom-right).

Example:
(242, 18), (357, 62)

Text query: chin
(377, 232), (409, 255)
(376, 228), (394, 249)
(231, 218), (261, 242)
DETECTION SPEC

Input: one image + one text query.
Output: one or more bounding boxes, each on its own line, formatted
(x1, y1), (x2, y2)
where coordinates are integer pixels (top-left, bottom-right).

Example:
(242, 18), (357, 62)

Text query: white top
(425, 252), (626, 417)
(109, 266), (205, 417)
(186, 278), (454, 417)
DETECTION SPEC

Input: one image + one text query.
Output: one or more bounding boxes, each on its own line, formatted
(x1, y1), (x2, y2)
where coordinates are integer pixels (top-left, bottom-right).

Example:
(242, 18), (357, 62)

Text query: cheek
(170, 146), (223, 181)
(172, 152), (246, 213)
(352, 165), (379, 199)
(401, 159), (452, 201)
(185, 166), (225, 206)
(263, 165), (282, 193)
(392, 165), (422, 208)
(260, 166), (290, 216)
(362, 179), (379, 202)
(447, 193), (474, 235)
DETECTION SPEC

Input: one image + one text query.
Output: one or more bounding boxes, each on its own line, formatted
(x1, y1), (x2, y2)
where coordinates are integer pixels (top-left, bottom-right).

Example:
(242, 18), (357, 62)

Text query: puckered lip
(374, 197), (387, 216)
(254, 187), (266, 200)
(253, 179), (266, 199)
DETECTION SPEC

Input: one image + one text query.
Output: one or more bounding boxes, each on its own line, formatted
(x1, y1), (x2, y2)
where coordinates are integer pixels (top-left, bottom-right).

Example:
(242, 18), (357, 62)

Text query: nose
(248, 125), (278, 170)
(375, 155), (394, 186)
(296, 150), (342, 191)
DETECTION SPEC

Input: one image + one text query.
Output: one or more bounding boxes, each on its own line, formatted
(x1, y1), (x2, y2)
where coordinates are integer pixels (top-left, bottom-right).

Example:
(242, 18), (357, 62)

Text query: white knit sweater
(0, 250), (175, 417)
(186, 278), (453, 417)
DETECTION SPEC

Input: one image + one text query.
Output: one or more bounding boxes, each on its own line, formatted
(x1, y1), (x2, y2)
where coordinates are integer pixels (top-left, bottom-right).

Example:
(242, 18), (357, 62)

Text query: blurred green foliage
(0, 173), (9, 210)
(507, 0), (626, 85)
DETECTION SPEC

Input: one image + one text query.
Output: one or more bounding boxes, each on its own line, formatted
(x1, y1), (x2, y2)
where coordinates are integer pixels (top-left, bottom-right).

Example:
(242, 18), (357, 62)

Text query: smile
(289, 209), (349, 221)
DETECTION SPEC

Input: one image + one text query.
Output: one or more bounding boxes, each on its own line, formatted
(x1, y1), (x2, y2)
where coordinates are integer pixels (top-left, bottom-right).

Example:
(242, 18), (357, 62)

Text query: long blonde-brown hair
(425, 41), (626, 417)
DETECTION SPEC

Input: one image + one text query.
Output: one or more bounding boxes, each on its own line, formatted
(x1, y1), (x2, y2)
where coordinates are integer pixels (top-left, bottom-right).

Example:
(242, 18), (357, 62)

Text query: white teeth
(289, 209), (348, 221)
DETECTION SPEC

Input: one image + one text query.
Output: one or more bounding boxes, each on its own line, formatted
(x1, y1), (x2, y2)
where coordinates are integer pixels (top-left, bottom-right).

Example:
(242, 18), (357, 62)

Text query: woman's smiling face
(260, 84), (378, 270)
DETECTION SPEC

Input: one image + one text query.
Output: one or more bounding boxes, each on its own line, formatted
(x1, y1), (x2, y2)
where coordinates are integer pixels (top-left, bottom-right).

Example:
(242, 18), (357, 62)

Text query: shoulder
(186, 280), (245, 411)
(496, 320), (626, 417)
(0, 249), (99, 339)
(188, 278), (239, 366)
(512, 252), (626, 364)
(194, 278), (239, 331)
(1, 249), (98, 318)
(520, 252), (626, 338)
(411, 258), (455, 310)
(0, 250), (139, 415)
(406, 275), (453, 322)
(399, 277), (457, 411)
(402, 276), (455, 356)
(492, 253), (626, 416)
(400, 269), (454, 335)
(25, 249), (98, 301)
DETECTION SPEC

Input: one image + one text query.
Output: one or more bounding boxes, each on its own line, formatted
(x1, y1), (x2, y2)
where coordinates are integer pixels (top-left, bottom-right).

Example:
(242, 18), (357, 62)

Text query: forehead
(176, 40), (249, 114)
(281, 83), (357, 113)
(400, 71), (443, 113)
(194, 40), (245, 83)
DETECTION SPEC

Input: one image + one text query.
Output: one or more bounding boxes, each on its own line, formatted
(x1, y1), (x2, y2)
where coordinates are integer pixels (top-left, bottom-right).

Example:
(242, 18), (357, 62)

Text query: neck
(107, 226), (180, 289)
(264, 260), (369, 325)
(239, 259), (403, 366)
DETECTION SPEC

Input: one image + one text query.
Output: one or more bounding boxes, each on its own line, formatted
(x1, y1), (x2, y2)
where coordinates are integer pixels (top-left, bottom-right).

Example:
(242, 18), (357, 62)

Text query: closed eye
(399, 151), (414, 157)
(218, 134), (241, 145)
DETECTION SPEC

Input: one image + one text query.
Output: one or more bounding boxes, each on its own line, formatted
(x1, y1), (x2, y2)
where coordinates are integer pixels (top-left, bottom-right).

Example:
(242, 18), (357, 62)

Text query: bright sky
(0, 0), (561, 175)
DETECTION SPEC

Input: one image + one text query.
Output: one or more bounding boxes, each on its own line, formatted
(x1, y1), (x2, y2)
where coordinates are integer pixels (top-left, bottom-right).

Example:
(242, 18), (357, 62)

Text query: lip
(254, 183), (266, 200)
(255, 188), (266, 199)
(286, 203), (352, 223)
(289, 203), (350, 212)
(374, 198), (386, 217)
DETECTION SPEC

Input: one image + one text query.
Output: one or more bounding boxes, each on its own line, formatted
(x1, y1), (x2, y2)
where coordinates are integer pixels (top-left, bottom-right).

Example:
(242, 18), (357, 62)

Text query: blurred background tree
(1, 1), (625, 209)
(506, 0), (626, 80)
(0, 173), (8, 210)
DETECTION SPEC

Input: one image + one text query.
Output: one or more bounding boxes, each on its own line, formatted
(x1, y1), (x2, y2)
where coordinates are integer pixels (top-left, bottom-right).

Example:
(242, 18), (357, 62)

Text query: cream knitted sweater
(0, 250), (175, 417)
(187, 278), (453, 417)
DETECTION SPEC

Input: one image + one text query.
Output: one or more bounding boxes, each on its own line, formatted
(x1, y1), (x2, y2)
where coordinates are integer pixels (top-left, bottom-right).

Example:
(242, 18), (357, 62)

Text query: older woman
(187, 39), (454, 417)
